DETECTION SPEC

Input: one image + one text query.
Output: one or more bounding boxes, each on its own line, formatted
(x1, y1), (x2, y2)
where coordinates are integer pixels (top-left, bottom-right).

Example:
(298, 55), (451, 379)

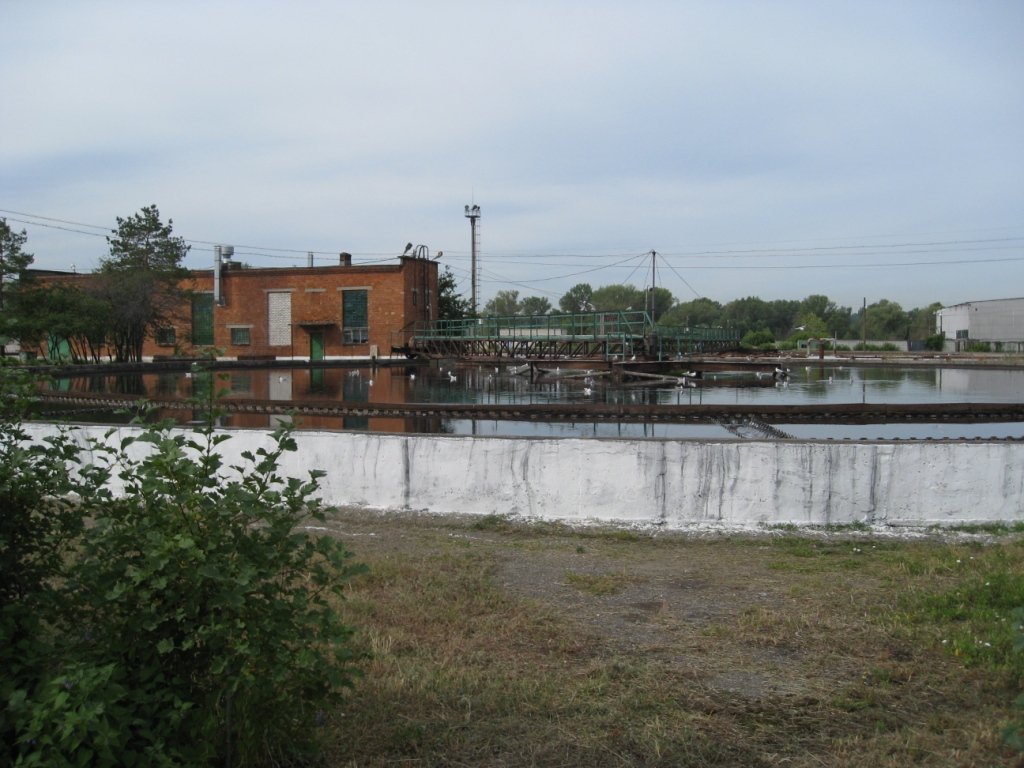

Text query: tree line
(0, 207), (189, 363)
(473, 283), (943, 344)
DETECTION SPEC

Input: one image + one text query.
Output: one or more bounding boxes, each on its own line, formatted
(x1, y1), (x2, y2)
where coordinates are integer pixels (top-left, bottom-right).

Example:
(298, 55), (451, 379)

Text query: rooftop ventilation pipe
(214, 245), (233, 305)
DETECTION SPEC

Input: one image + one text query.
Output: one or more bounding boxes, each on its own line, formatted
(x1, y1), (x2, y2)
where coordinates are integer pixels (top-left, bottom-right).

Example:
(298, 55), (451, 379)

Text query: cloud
(2, 1), (1022, 308)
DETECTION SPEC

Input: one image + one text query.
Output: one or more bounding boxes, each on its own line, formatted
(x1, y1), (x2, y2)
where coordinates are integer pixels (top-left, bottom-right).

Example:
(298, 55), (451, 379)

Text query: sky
(3, 1), (1022, 313)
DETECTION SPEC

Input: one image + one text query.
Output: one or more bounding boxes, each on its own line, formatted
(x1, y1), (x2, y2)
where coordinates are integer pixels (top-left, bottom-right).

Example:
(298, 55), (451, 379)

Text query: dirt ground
(316, 508), (1023, 767)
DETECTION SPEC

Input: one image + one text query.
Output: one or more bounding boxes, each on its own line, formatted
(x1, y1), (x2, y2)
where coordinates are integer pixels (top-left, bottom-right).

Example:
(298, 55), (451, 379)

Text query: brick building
(32, 253), (439, 362)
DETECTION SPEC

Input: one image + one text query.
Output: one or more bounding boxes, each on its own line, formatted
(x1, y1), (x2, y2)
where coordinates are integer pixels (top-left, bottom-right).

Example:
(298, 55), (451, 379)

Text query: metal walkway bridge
(391, 310), (740, 361)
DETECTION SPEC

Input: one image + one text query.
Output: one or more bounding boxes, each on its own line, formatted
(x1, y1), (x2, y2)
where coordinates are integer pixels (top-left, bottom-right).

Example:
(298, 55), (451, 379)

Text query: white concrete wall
(25, 424), (1024, 529)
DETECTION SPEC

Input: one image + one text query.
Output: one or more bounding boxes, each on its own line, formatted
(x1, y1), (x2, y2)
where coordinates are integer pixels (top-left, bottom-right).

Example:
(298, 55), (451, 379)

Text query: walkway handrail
(410, 309), (653, 341)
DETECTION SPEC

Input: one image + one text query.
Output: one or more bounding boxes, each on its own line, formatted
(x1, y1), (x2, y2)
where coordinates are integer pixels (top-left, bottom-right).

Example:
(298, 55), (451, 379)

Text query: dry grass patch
(321, 510), (1024, 767)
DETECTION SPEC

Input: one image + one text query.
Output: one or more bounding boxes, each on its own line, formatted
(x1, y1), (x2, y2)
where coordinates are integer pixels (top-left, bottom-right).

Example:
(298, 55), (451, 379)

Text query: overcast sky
(3, 1), (1022, 312)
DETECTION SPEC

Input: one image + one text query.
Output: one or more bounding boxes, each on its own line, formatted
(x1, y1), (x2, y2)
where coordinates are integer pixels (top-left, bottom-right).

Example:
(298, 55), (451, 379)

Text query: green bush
(740, 329), (775, 349)
(1, 365), (364, 766)
(924, 332), (945, 351)
(853, 342), (899, 352)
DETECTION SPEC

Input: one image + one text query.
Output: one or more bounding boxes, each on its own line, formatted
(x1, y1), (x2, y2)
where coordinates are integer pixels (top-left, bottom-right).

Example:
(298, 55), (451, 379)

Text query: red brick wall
(156, 258), (437, 360)
(28, 258), (437, 361)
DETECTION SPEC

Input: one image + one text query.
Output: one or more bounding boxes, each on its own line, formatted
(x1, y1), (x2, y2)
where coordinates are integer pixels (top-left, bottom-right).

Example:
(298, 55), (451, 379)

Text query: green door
(310, 330), (325, 361)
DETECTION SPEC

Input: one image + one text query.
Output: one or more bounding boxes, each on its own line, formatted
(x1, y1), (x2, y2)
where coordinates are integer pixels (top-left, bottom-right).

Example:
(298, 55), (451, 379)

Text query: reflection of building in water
(217, 367), (440, 433)
(935, 368), (1024, 401)
(936, 297), (1024, 353)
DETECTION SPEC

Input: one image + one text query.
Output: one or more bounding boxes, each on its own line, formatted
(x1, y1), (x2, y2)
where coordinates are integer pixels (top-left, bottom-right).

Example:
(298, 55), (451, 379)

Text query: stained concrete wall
(25, 424), (1024, 529)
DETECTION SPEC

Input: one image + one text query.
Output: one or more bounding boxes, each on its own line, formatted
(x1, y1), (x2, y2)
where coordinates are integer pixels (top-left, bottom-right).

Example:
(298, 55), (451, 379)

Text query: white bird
(368, 379), (374, 386)
(409, 373), (416, 380)
(449, 372), (457, 383)
(583, 387), (592, 396)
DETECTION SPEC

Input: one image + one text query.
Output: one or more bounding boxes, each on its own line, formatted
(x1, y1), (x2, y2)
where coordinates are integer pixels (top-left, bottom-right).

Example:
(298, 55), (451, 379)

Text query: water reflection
(39, 362), (1024, 440)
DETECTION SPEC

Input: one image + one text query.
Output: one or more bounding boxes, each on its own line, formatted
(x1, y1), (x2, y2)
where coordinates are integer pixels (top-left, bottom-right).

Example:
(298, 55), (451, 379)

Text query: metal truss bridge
(391, 310), (740, 361)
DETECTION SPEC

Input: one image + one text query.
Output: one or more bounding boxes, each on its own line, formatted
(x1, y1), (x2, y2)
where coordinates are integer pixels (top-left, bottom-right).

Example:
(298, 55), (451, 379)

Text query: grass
(320, 510), (1024, 767)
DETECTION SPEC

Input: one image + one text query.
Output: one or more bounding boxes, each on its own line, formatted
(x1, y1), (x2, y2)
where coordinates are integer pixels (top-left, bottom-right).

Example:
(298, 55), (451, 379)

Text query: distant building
(935, 297), (1024, 353)
(27, 254), (438, 362)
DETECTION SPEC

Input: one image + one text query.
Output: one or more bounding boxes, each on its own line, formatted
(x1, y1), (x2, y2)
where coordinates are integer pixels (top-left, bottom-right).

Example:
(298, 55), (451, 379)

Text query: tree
(722, 296), (770, 336)
(907, 302), (943, 341)
(438, 266), (473, 321)
(854, 299), (908, 340)
(659, 297), (723, 328)
(0, 220), (34, 355)
(798, 295), (852, 337)
(0, 219), (33, 311)
(13, 281), (111, 363)
(591, 284), (645, 313)
(99, 205), (189, 362)
(520, 296), (552, 316)
(483, 289), (522, 316)
(558, 283), (594, 313)
(791, 312), (830, 340)
(647, 287), (675, 322)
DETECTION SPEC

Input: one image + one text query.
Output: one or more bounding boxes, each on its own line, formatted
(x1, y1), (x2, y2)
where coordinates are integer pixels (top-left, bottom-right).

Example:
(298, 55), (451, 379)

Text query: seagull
(368, 379), (374, 386)
(449, 372), (457, 383)
(409, 373), (416, 380)
(583, 387), (592, 396)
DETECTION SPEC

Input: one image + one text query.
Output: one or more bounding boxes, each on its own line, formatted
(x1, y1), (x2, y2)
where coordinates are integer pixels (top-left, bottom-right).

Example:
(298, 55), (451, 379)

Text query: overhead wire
(5, 207), (1023, 299)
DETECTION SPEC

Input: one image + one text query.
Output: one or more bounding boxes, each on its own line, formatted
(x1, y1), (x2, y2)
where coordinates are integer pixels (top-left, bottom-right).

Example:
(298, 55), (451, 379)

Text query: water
(40, 361), (1024, 441)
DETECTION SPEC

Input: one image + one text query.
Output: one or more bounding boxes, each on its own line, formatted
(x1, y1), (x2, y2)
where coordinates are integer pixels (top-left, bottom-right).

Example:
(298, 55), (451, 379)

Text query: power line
(659, 236), (1024, 259)
(679, 254), (1024, 270)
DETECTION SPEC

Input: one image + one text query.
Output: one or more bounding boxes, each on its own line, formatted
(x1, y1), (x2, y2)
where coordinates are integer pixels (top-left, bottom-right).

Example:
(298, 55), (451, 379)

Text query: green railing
(411, 310), (653, 341)
(394, 311), (739, 358)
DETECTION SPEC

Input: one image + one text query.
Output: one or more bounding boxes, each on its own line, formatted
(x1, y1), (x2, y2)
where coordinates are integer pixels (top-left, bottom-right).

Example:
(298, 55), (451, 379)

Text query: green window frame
(191, 293), (214, 346)
(342, 289), (369, 344)
(230, 327), (251, 346)
(155, 327), (176, 346)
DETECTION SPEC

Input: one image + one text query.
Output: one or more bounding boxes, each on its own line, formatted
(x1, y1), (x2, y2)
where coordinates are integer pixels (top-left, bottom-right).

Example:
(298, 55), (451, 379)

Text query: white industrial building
(935, 297), (1024, 353)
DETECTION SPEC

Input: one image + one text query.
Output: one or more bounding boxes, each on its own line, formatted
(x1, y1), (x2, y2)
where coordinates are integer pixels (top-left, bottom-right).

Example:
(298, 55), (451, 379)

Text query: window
(342, 289), (369, 344)
(191, 294), (214, 346)
(156, 327), (176, 346)
(230, 326), (251, 346)
(230, 373), (252, 395)
(956, 329), (969, 339)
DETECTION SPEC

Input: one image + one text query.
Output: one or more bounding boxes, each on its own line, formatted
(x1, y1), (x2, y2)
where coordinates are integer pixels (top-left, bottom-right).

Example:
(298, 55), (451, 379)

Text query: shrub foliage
(1, 363), (363, 766)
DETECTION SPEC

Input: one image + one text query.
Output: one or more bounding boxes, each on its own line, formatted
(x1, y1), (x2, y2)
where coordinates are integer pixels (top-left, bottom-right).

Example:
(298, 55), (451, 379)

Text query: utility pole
(862, 297), (867, 347)
(649, 250), (657, 321)
(464, 204), (481, 315)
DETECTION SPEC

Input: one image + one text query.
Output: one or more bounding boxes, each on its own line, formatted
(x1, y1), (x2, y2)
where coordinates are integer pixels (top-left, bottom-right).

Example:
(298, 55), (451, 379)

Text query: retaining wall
(25, 424), (1024, 529)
